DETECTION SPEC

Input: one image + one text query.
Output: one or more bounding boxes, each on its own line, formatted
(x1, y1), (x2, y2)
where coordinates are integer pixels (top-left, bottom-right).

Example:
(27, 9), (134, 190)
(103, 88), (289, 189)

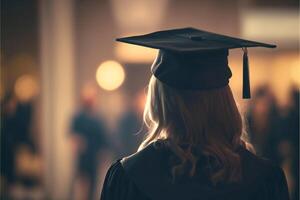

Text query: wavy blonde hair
(139, 76), (250, 184)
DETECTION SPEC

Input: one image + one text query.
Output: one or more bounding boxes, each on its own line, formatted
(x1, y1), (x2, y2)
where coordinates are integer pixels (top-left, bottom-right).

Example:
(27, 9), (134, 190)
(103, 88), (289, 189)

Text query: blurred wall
(39, 0), (75, 199)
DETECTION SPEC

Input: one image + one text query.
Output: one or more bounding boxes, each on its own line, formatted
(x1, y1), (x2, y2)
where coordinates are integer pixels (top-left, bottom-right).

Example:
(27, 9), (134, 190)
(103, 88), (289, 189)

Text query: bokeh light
(14, 74), (39, 102)
(115, 42), (157, 63)
(290, 59), (300, 87)
(96, 60), (125, 91)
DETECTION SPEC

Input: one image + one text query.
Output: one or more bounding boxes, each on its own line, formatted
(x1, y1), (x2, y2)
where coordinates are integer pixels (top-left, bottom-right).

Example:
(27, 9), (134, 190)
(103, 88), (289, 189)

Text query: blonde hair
(139, 76), (249, 184)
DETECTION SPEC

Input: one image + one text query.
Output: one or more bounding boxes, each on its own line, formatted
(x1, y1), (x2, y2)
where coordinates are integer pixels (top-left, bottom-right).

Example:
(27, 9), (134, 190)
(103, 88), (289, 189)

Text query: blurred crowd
(1, 84), (299, 200)
(0, 84), (145, 200)
(1, 92), (42, 199)
(246, 85), (299, 200)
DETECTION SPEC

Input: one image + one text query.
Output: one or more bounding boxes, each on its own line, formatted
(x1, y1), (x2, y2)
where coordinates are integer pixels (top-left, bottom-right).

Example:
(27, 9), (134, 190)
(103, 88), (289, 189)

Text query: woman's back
(100, 28), (289, 200)
(101, 141), (289, 200)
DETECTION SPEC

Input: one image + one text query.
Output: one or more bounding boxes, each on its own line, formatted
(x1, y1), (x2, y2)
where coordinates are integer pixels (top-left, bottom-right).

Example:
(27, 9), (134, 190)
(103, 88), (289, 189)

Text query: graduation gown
(100, 141), (289, 200)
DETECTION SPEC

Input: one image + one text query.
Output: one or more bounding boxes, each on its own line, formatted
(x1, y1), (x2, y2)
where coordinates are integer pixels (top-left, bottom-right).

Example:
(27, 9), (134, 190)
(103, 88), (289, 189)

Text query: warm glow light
(115, 42), (157, 63)
(14, 74), (39, 102)
(96, 60), (125, 91)
(111, 0), (169, 33)
(241, 9), (299, 45)
(290, 60), (300, 87)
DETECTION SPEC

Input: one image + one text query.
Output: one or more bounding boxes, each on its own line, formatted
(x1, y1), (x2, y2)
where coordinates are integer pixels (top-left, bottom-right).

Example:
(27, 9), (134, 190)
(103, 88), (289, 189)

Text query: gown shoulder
(101, 142), (290, 200)
(238, 148), (290, 200)
(100, 160), (150, 200)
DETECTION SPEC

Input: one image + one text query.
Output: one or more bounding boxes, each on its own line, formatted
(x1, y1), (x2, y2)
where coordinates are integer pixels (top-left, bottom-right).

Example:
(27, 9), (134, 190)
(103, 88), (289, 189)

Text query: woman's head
(140, 76), (247, 184)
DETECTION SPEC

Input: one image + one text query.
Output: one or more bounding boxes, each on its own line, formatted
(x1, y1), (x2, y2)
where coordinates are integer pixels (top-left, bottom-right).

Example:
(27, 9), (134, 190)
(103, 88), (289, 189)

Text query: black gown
(100, 141), (289, 200)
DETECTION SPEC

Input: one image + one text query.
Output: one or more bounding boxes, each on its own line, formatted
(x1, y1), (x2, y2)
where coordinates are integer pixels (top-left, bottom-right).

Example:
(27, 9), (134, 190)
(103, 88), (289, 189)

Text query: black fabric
(116, 27), (276, 96)
(116, 27), (276, 52)
(242, 49), (251, 98)
(71, 110), (107, 174)
(151, 49), (231, 90)
(101, 142), (289, 200)
(100, 161), (150, 200)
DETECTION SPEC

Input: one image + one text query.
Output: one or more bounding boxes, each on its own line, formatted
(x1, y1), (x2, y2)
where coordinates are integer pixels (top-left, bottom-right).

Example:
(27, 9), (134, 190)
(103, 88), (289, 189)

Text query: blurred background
(1, 0), (299, 199)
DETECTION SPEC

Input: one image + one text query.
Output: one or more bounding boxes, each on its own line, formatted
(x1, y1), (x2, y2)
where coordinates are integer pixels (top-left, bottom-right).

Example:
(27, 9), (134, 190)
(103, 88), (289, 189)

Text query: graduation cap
(116, 27), (276, 98)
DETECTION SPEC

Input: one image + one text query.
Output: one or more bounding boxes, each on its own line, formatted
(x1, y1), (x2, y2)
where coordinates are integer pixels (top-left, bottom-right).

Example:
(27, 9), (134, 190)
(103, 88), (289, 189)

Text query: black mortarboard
(116, 27), (276, 98)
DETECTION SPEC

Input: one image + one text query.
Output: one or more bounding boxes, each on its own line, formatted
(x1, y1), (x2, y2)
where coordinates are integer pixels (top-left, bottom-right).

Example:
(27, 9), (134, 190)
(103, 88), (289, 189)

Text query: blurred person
(1, 92), (41, 199)
(101, 28), (289, 200)
(116, 91), (145, 157)
(247, 85), (299, 200)
(246, 85), (282, 162)
(1, 92), (18, 198)
(70, 84), (108, 200)
(279, 87), (299, 200)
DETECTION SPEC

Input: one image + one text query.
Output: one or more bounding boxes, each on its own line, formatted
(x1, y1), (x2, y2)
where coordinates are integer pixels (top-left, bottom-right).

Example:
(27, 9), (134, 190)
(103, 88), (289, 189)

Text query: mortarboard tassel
(242, 47), (251, 99)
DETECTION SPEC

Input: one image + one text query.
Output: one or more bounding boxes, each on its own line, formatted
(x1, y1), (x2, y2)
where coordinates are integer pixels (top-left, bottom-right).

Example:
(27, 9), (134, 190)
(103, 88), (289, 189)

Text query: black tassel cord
(242, 47), (251, 99)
